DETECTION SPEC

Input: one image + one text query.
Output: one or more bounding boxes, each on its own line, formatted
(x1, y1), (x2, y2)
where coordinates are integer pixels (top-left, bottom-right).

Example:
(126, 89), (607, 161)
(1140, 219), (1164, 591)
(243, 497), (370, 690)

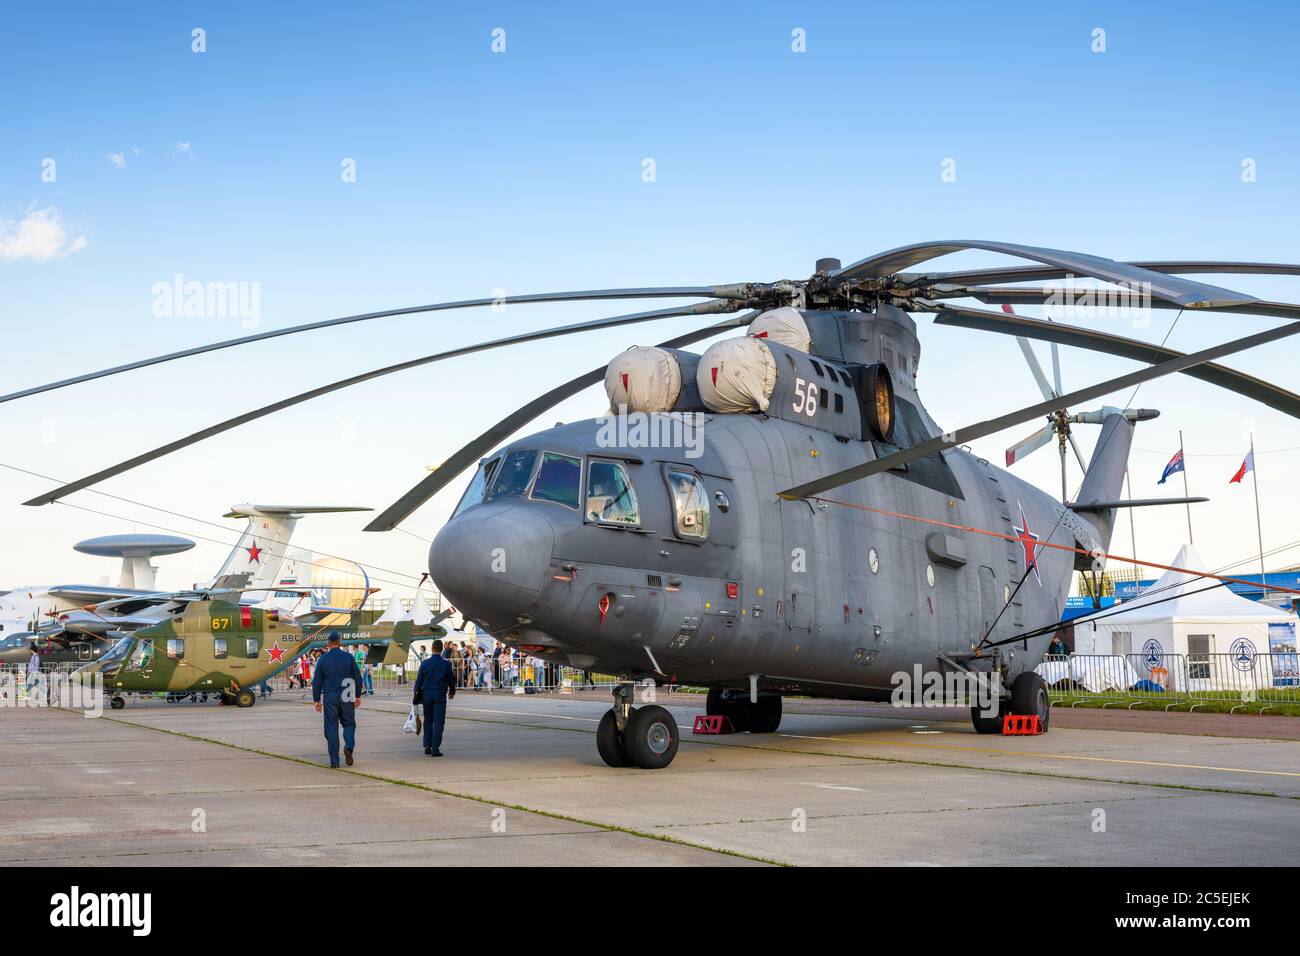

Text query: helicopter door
(780, 499), (816, 633)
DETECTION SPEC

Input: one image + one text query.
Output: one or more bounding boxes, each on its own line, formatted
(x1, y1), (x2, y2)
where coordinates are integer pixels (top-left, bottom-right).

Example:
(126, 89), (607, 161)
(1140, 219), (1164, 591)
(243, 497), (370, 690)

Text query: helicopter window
(245, 638), (260, 658)
(667, 470), (709, 540)
(586, 460), (640, 526)
(834, 393), (844, 413)
(166, 638), (184, 659)
(214, 637), (228, 660)
(124, 639), (155, 672)
(453, 456), (502, 518)
(530, 452), (582, 509)
(819, 388), (829, 410)
(99, 637), (133, 669)
(489, 450), (539, 500)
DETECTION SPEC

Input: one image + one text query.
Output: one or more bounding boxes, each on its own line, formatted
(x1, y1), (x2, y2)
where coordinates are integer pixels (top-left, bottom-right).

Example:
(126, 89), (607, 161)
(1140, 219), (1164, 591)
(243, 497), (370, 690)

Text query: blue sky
(2, 1), (1299, 593)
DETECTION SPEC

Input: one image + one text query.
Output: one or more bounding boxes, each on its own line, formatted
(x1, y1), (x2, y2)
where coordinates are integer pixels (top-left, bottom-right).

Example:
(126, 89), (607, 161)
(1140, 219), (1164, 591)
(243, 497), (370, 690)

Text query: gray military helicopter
(12, 240), (1300, 769)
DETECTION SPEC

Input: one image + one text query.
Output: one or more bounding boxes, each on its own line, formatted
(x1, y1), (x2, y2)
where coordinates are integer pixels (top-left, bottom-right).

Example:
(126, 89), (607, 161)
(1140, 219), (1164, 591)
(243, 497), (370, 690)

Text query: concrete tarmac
(2, 687), (1297, 866)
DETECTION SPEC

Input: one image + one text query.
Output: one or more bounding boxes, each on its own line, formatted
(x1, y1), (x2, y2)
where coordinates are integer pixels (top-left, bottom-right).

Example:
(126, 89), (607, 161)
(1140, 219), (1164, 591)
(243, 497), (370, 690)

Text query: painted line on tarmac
(778, 732), (1300, 780)
(290, 699), (1300, 800)
(81, 708), (785, 867)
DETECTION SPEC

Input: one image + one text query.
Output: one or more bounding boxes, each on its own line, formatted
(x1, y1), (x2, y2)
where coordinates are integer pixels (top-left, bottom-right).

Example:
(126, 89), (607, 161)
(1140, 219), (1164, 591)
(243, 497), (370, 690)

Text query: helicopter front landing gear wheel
(623, 705), (679, 769)
(109, 696), (125, 711)
(596, 709), (630, 767)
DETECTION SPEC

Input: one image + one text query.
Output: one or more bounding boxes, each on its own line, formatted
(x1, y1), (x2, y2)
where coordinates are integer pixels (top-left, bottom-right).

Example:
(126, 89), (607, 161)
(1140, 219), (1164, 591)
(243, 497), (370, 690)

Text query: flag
(1230, 449), (1254, 484)
(1158, 449), (1184, 485)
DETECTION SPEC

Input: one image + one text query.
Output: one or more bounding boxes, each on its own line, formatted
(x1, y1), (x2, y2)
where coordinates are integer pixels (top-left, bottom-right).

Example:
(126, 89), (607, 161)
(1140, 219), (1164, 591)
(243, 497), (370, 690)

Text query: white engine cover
(604, 346), (683, 413)
(748, 307), (811, 352)
(697, 336), (777, 414)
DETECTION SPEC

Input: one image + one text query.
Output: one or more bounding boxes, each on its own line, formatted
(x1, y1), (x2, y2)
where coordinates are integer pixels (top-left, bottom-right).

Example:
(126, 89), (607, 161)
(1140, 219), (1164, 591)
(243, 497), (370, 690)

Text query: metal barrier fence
(1040, 652), (1300, 711)
(264, 653), (629, 698)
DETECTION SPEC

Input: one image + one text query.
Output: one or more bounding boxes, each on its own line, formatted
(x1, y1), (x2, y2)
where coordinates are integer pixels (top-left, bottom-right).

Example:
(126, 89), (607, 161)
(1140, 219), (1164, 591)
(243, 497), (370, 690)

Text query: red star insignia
(1012, 503), (1042, 584)
(246, 542), (262, 563)
(266, 644), (285, 663)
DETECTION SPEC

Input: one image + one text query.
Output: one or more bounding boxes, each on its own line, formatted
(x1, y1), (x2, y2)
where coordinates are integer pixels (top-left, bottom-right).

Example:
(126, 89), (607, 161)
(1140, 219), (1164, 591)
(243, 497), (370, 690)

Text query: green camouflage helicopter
(76, 598), (444, 710)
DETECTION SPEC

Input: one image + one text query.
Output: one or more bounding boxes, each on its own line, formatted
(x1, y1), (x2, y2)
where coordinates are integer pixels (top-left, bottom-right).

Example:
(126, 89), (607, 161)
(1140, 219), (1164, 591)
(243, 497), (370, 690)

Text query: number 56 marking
(792, 377), (818, 417)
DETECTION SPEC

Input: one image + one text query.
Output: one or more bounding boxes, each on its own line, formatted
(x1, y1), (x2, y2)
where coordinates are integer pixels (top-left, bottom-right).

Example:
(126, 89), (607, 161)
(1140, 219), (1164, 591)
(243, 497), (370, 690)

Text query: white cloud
(106, 152), (126, 169)
(0, 208), (88, 262)
(176, 141), (192, 159)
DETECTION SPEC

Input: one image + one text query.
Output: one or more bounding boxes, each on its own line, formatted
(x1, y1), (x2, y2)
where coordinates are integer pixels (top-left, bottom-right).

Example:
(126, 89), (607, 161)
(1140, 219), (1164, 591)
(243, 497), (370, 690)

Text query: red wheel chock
(1002, 714), (1044, 736)
(692, 714), (734, 735)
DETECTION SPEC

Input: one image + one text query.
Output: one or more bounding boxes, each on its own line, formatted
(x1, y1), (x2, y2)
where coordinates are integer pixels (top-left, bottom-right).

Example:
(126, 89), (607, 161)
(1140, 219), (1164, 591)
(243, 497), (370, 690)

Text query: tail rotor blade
(1005, 423), (1053, 467)
(1067, 432), (1089, 472)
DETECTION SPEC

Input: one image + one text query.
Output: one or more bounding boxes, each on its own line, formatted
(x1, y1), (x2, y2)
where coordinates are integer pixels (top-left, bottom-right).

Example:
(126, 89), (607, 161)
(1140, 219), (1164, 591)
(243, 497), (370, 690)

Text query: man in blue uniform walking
(312, 631), (364, 768)
(412, 638), (456, 756)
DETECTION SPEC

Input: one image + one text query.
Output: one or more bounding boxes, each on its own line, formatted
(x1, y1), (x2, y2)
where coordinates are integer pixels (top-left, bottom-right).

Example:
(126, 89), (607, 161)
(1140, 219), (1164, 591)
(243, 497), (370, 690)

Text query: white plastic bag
(403, 705), (418, 733)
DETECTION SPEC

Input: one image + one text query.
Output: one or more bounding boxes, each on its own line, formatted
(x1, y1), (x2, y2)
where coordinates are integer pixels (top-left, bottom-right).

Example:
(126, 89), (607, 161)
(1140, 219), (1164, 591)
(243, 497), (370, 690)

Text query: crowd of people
(281, 638), (594, 695)
(412, 639), (588, 691)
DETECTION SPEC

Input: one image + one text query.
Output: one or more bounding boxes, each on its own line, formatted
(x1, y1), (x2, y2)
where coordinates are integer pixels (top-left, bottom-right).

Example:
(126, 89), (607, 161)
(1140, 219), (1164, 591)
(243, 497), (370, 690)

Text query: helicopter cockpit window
(98, 637), (133, 670)
(125, 639), (156, 672)
(586, 460), (639, 526)
(530, 452), (581, 509)
(453, 456), (502, 518)
(488, 450), (539, 500)
(666, 470), (709, 540)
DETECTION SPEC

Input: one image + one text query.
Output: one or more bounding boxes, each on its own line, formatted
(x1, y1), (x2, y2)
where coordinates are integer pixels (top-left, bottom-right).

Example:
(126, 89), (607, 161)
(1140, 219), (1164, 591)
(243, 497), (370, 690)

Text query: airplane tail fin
(206, 504), (370, 592)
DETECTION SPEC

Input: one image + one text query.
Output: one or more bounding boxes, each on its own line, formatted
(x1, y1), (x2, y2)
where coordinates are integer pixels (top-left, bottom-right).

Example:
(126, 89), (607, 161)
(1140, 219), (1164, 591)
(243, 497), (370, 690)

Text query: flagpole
(1179, 429), (1194, 544)
(1249, 433), (1267, 599)
(1125, 467), (1140, 595)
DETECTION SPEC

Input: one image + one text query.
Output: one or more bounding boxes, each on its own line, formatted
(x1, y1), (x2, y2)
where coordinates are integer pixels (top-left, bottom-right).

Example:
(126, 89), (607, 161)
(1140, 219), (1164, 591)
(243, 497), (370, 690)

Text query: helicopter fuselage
(431, 410), (1096, 701)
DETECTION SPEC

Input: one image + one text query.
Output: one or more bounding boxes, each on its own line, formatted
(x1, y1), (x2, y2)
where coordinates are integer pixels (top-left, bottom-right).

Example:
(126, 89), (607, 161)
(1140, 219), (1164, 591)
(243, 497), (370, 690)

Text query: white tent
(374, 594), (411, 625)
(1082, 544), (1296, 691)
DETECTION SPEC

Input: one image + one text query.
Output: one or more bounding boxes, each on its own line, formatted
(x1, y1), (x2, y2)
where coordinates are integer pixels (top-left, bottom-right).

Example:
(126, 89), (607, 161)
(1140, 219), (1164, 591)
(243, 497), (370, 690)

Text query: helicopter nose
(429, 505), (555, 623)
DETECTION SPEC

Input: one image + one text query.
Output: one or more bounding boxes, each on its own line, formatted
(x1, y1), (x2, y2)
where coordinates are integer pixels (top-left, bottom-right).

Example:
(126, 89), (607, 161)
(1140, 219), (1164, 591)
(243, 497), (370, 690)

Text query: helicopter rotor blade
(778, 318), (1300, 500)
(907, 260), (1300, 289)
(0, 286), (756, 407)
(833, 241), (1257, 308)
(930, 286), (1300, 327)
(363, 314), (756, 532)
(23, 300), (740, 507)
(925, 301), (1300, 418)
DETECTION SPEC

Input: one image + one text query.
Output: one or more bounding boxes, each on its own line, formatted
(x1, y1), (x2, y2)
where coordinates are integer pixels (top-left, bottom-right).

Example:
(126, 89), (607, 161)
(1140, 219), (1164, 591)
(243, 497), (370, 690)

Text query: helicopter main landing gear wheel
(596, 681), (679, 769)
(706, 687), (782, 733)
(109, 696), (125, 711)
(1010, 671), (1050, 732)
(970, 699), (1007, 734)
(234, 688), (257, 708)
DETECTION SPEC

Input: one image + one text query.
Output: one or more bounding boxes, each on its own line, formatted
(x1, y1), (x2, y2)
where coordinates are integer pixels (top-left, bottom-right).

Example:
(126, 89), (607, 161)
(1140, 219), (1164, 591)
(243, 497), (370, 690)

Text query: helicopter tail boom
(1068, 411), (1135, 552)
